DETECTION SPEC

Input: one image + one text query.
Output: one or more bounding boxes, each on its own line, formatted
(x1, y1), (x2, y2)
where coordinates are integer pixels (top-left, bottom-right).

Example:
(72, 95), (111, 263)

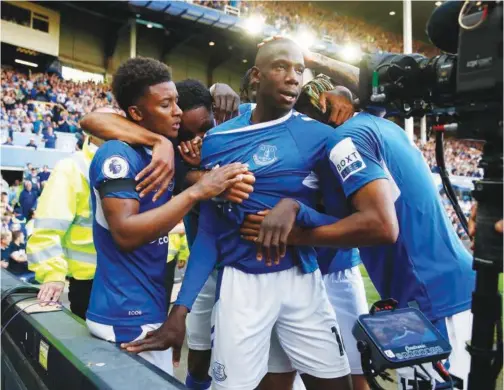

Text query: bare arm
(306, 52), (360, 97)
(244, 179), (399, 263)
(293, 179), (399, 247)
(80, 111), (175, 201)
(80, 112), (164, 147)
(102, 163), (248, 252)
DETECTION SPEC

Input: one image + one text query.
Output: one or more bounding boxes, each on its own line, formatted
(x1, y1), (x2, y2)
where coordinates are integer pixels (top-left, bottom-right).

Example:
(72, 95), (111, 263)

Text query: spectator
(7, 230), (28, 275)
(1, 192), (13, 214)
(57, 113), (71, 133)
(2, 136), (13, 145)
(18, 180), (38, 219)
(26, 138), (37, 149)
(1, 212), (12, 231)
(23, 163), (33, 180)
(8, 180), (21, 206)
(29, 168), (40, 191)
(37, 165), (51, 185)
(0, 228), (12, 269)
(43, 127), (57, 149)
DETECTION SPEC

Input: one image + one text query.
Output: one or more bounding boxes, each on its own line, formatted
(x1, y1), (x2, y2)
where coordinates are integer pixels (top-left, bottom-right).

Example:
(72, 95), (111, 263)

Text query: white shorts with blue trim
(323, 266), (369, 375)
(86, 319), (173, 376)
(210, 266), (351, 390)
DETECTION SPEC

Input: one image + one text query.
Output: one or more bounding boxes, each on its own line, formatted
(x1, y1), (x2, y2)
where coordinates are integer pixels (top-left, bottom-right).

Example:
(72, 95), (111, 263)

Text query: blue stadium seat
(180, 4), (204, 21)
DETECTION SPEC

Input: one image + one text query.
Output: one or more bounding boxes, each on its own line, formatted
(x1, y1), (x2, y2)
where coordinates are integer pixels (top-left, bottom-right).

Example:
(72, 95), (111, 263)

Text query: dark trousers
(165, 260), (177, 311)
(68, 278), (93, 320)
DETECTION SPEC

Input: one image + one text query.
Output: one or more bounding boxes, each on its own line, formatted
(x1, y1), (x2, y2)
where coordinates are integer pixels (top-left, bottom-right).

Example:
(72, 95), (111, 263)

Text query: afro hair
(175, 79), (212, 112)
(112, 57), (172, 112)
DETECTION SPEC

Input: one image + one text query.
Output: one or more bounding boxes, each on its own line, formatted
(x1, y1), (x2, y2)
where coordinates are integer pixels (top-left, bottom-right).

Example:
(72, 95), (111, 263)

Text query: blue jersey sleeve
(90, 141), (143, 201)
(326, 121), (388, 198)
(295, 201), (339, 228)
(174, 201), (219, 310)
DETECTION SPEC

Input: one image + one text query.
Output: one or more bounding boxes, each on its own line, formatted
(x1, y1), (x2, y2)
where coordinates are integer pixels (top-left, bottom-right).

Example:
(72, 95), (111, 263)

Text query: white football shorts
(86, 319), (173, 376)
(210, 266), (351, 390)
(323, 266), (369, 375)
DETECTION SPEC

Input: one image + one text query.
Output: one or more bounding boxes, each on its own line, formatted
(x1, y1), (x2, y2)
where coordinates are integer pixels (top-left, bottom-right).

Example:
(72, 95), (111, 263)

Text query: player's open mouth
(278, 91), (297, 104)
(172, 123), (180, 130)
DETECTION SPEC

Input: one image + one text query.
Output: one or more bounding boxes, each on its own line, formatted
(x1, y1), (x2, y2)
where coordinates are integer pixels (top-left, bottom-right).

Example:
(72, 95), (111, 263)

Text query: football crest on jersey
(253, 144), (277, 166)
(212, 362), (227, 382)
(103, 155), (129, 179)
(329, 137), (366, 182)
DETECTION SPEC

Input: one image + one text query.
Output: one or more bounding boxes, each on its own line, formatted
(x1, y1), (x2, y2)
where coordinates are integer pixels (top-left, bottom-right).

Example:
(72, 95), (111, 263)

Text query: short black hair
(175, 79), (212, 112)
(112, 57), (172, 112)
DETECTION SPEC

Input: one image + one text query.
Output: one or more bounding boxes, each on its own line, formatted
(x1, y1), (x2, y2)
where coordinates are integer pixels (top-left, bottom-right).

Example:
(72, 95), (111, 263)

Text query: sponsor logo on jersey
(103, 155), (129, 179)
(253, 144), (277, 166)
(329, 138), (366, 182)
(150, 235), (169, 245)
(212, 362), (227, 382)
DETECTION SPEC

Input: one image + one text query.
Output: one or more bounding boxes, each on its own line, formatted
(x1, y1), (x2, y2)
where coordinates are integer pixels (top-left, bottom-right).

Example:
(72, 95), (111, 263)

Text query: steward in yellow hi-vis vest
(27, 138), (98, 320)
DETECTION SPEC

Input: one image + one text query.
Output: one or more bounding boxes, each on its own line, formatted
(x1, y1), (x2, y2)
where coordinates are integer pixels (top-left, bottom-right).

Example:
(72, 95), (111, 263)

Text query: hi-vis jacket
(27, 140), (97, 283)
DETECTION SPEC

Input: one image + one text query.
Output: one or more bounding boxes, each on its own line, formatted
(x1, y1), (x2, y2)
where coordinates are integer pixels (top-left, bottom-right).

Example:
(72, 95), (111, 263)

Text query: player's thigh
(210, 267), (279, 390)
(186, 271), (217, 351)
(323, 266), (369, 375)
(275, 268), (351, 381)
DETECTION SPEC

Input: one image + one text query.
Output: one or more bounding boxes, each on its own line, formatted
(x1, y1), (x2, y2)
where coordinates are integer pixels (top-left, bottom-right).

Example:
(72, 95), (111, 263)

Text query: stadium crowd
(193, 0), (439, 56)
(1, 67), (113, 148)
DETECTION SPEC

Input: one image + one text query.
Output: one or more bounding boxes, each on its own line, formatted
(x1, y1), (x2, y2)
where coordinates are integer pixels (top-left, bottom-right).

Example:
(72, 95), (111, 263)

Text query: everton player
(246, 106), (475, 389)
(86, 57), (248, 374)
(123, 39), (353, 390)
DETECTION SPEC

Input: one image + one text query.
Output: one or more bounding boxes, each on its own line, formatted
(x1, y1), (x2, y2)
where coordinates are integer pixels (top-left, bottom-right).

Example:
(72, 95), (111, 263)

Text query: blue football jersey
(317, 160), (362, 274)
(201, 109), (335, 274)
(87, 140), (173, 327)
(298, 112), (475, 321)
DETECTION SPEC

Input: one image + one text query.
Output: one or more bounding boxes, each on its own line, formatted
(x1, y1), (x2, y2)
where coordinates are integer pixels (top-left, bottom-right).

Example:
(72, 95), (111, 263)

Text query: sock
(185, 373), (212, 390)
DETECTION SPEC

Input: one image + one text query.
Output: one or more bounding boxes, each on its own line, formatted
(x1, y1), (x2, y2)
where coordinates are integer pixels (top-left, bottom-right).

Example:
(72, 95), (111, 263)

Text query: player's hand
(242, 199), (302, 266)
(222, 173), (255, 204)
(320, 88), (355, 126)
(212, 84), (240, 124)
(136, 137), (175, 201)
(121, 305), (188, 367)
(178, 136), (202, 167)
(0, 260), (8, 269)
(37, 281), (65, 306)
(191, 163), (248, 201)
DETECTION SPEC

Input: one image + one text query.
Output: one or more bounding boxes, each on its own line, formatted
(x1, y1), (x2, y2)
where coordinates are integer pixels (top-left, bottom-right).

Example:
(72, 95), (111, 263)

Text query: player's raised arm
(97, 157), (248, 252)
(81, 109), (175, 201)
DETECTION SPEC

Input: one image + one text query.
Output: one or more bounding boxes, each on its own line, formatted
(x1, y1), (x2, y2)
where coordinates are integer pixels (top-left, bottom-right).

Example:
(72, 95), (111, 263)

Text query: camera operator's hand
(468, 203), (503, 249)
(121, 305), (187, 367)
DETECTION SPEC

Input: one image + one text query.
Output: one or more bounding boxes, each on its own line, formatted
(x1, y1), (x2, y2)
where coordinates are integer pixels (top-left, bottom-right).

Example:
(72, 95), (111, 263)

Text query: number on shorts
(331, 326), (345, 356)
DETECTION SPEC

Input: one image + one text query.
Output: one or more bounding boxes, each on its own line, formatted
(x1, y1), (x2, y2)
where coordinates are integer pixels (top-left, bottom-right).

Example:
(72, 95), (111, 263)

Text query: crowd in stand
(1, 67), (113, 149)
(416, 137), (484, 178)
(193, 0), (439, 56)
(0, 163), (50, 278)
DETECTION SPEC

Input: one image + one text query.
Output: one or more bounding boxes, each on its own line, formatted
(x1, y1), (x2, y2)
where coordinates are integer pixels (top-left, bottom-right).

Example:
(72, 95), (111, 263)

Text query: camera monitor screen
(361, 310), (438, 350)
